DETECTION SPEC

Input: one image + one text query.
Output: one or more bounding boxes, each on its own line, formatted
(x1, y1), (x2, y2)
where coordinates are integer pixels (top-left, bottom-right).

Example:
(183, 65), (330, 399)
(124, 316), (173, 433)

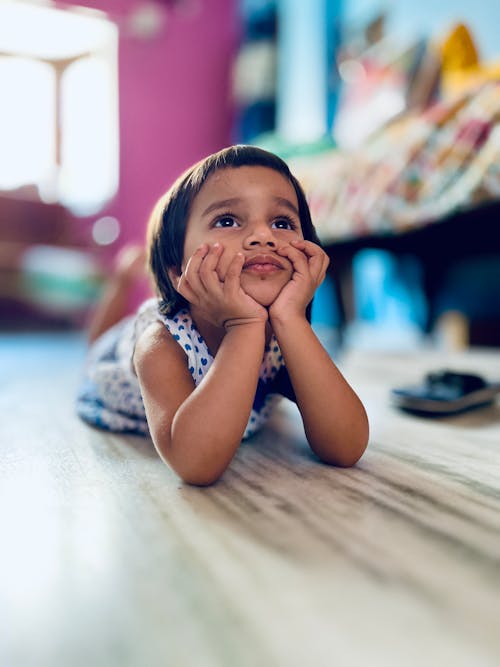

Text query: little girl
(77, 145), (369, 484)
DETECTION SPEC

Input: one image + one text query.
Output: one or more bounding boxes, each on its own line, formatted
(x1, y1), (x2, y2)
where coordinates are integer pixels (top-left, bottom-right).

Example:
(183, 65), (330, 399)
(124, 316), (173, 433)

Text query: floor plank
(1, 334), (499, 666)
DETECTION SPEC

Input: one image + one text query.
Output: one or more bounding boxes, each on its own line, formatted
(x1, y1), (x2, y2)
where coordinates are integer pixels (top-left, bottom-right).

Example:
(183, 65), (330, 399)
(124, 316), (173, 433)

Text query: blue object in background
(311, 273), (340, 328)
(311, 273), (342, 355)
(435, 256), (500, 321)
(353, 249), (427, 330)
(276, 0), (342, 143)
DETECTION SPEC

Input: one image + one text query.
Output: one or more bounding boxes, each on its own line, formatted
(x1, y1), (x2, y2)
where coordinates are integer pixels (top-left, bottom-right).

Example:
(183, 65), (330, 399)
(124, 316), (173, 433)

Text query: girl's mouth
(243, 254), (285, 274)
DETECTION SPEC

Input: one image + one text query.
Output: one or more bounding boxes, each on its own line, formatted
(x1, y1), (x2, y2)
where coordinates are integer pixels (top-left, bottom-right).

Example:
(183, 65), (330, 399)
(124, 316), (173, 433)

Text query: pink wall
(66, 0), (239, 248)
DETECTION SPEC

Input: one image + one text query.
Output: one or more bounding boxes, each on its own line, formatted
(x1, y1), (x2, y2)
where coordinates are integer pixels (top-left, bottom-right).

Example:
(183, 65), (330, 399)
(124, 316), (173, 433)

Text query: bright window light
(60, 56), (119, 213)
(0, 57), (55, 190)
(0, 1), (119, 216)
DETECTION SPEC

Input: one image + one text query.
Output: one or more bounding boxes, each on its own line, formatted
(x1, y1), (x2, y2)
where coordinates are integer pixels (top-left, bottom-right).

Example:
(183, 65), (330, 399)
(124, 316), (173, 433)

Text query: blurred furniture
(0, 192), (100, 328)
(292, 81), (500, 346)
(324, 200), (500, 345)
(2, 333), (500, 666)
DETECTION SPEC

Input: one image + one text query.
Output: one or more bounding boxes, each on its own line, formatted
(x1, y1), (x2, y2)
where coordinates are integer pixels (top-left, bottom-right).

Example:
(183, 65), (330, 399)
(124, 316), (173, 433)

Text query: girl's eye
(214, 216), (239, 228)
(272, 217), (297, 230)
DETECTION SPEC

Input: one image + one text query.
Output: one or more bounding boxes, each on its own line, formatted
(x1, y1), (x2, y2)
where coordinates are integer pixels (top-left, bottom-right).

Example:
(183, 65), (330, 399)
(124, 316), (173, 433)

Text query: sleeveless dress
(76, 298), (295, 439)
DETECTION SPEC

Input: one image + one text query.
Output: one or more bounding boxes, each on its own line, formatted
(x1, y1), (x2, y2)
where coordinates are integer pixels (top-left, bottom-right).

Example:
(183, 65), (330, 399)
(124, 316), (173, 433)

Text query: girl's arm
(134, 244), (268, 486)
(270, 241), (369, 466)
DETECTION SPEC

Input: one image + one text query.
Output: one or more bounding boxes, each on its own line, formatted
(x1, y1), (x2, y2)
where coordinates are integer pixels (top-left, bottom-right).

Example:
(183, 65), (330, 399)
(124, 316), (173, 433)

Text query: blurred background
(1, 0), (500, 351)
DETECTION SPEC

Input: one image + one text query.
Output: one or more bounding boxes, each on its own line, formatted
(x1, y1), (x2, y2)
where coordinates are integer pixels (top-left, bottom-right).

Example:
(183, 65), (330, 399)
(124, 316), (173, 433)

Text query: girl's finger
(309, 249), (330, 284)
(182, 244), (209, 295)
(314, 254), (330, 286)
(224, 252), (245, 296)
(290, 239), (329, 282)
(321, 252), (330, 276)
(184, 243), (209, 272)
(176, 264), (205, 304)
(198, 243), (224, 291)
(290, 239), (323, 258)
(277, 244), (309, 273)
(176, 275), (200, 305)
(215, 245), (232, 283)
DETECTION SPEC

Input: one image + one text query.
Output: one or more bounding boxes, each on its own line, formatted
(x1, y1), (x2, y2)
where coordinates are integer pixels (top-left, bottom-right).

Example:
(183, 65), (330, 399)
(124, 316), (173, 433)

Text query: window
(0, 1), (119, 215)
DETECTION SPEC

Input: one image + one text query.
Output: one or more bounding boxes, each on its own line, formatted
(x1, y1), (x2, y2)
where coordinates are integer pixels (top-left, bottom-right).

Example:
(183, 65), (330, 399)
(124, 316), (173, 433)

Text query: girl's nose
(243, 223), (277, 249)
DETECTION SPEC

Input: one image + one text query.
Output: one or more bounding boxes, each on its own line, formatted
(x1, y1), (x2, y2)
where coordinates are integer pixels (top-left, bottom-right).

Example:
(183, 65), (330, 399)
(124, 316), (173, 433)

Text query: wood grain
(1, 334), (499, 667)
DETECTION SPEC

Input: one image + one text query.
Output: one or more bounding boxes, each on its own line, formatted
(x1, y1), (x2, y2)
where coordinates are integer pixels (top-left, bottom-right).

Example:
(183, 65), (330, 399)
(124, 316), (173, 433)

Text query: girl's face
(178, 166), (304, 306)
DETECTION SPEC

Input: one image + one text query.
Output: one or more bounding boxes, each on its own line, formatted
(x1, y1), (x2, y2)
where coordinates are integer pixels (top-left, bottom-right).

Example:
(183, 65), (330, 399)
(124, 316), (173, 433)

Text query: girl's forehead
(193, 165), (297, 206)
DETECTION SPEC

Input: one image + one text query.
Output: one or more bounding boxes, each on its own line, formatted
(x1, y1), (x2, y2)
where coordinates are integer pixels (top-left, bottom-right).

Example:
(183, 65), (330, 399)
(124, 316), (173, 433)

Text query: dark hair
(147, 144), (321, 316)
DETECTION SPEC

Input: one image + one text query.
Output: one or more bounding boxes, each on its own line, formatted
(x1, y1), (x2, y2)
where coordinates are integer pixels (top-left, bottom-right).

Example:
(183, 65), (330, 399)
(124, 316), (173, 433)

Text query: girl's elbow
(316, 448), (364, 468)
(165, 454), (227, 486)
(337, 416), (370, 467)
(178, 468), (224, 487)
(345, 429), (370, 467)
(311, 429), (369, 468)
(152, 433), (225, 486)
(160, 440), (233, 487)
(332, 443), (367, 468)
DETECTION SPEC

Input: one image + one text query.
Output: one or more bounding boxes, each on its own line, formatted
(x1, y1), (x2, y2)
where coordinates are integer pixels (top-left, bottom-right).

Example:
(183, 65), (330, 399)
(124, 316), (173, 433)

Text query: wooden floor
(1, 332), (500, 667)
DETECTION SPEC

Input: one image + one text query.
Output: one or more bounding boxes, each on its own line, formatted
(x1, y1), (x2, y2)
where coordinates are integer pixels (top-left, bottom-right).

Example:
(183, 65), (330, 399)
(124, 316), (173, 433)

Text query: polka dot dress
(77, 299), (286, 439)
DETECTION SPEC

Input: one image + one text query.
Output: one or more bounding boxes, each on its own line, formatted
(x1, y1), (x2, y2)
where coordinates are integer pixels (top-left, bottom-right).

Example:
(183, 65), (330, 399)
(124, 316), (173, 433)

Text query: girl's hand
(175, 243), (268, 328)
(269, 240), (329, 322)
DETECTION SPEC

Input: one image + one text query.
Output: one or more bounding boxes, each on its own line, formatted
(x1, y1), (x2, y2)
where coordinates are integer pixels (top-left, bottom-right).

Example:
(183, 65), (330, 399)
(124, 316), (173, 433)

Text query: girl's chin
(242, 282), (286, 307)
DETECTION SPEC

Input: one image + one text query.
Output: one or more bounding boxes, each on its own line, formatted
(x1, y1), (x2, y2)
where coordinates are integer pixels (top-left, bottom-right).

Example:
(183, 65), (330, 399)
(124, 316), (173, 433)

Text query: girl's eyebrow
(202, 198), (241, 217)
(202, 196), (299, 217)
(274, 197), (299, 215)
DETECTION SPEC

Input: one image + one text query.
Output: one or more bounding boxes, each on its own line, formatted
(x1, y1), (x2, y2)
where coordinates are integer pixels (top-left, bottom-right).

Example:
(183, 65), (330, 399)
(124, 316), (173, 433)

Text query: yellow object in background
(440, 23), (479, 72)
(440, 23), (500, 97)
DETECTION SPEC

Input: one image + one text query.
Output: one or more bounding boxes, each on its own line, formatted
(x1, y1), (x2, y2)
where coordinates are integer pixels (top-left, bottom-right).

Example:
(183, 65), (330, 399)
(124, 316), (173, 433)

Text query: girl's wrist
(269, 310), (308, 332)
(223, 316), (268, 332)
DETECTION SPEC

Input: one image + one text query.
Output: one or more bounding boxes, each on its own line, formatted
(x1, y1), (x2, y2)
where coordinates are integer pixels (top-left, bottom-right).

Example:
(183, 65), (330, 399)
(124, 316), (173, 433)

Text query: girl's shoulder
(134, 301), (214, 387)
(133, 299), (190, 339)
(133, 299), (206, 354)
(133, 318), (186, 368)
(133, 302), (190, 374)
(134, 299), (191, 346)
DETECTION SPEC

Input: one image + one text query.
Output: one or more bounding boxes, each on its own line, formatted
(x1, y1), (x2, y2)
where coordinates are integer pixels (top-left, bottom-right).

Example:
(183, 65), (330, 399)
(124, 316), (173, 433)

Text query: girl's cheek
(289, 224), (304, 239)
(277, 229), (303, 242)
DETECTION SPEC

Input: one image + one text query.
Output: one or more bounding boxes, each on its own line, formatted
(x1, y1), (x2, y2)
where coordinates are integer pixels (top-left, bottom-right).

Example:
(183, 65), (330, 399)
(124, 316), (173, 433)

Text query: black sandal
(391, 370), (500, 415)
